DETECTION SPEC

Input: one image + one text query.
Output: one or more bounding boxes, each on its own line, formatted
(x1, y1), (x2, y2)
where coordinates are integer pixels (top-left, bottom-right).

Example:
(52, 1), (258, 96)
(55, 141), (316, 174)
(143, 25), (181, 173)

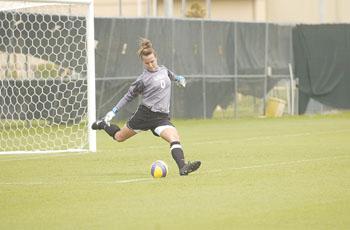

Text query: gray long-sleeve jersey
(113, 66), (176, 114)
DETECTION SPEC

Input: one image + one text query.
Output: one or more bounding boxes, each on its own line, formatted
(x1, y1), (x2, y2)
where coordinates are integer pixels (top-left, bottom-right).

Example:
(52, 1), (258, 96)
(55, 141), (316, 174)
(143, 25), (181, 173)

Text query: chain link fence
(95, 18), (296, 119)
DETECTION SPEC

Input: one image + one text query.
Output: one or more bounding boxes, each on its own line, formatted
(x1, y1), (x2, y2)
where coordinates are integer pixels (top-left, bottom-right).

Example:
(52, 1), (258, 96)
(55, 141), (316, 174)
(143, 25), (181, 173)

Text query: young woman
(92, 38), (201, 176)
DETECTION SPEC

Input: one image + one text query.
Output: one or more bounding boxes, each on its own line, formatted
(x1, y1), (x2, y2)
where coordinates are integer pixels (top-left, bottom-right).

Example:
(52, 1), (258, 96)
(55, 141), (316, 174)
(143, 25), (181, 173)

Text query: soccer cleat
(91, 119), (107, 130)
(179, 161), (201, 176)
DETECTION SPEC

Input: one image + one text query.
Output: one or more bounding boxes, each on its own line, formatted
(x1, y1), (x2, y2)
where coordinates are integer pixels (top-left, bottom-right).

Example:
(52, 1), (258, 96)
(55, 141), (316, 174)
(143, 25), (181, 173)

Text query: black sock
(104, 124), (120, 139)
(170, 141), (186, 169)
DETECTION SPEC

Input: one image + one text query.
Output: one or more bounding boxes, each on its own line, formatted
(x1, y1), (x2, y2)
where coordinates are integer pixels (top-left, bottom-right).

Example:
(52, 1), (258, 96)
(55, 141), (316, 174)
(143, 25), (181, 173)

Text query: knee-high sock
(170, 141), (185, 169)
(104, 124), (120, 139)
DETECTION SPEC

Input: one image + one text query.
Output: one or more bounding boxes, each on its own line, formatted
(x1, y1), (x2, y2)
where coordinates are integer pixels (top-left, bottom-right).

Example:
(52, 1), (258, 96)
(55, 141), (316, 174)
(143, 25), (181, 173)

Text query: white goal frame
(0, 0), (96, 154)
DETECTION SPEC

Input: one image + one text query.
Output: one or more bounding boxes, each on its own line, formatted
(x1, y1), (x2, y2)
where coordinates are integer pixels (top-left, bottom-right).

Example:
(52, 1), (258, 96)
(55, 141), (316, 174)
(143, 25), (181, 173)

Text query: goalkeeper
(92, 38), (201, 176)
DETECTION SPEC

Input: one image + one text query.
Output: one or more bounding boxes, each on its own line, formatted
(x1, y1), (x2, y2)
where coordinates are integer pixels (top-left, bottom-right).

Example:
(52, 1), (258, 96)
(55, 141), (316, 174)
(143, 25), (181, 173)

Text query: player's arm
(104, 79), (144, 124)
(167, 69), (186, 87)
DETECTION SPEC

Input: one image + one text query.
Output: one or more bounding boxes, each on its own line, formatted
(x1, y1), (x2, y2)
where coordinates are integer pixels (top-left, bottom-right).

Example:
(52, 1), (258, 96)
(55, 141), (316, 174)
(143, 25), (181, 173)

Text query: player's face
(142, 53), (158, 72)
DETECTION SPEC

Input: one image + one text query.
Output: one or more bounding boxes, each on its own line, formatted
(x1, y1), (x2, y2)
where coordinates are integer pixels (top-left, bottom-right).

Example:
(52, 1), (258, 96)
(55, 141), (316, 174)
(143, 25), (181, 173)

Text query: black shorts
(127, 105), (174, 136)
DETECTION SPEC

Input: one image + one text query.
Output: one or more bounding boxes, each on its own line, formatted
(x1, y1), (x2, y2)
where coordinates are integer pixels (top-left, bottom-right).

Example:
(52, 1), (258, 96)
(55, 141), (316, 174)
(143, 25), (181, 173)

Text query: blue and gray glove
(175, 75), (186, 88)
(104, 107), (118, 125)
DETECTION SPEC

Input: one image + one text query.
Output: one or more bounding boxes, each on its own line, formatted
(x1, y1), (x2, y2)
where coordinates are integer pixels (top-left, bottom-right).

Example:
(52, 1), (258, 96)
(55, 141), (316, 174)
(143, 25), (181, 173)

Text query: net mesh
(0, 1), (90, 153)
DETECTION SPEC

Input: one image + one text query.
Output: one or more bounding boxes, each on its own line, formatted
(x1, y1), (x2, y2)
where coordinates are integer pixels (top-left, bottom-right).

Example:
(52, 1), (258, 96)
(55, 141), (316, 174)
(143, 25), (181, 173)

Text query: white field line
(205, 155), (350, 174)
(94, 178), (153, 184)
(0, 151), (89, 162)
(0, 177), (153, 186)
(192, 129), (350, 145)
(0, 128), (349, 162)
(0, 155), (349, 186)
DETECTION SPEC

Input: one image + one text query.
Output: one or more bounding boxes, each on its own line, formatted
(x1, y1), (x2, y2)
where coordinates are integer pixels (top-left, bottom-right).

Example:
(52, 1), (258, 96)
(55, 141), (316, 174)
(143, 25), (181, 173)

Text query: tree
(186, 2), (206, 18)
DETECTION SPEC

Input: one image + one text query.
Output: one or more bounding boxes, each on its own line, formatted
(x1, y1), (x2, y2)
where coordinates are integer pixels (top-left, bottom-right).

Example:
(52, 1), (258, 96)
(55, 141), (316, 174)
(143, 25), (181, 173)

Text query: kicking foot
(91, 119), (107, 130)
(180, 161), (201, 176)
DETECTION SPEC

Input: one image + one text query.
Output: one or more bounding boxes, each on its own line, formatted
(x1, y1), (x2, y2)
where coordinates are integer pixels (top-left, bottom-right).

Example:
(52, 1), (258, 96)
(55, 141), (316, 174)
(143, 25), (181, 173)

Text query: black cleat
(91, 119), (107, 130)
(180, 161), (201, 176)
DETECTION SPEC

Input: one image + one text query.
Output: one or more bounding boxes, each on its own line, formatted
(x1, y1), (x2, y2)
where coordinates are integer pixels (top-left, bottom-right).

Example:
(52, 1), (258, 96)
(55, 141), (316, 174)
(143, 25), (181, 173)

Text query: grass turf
(0, 113), (349, 229)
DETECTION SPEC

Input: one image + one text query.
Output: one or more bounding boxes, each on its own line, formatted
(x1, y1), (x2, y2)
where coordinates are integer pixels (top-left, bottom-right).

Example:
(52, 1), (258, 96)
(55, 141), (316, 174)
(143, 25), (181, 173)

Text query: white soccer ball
(150, 160), (168, 178)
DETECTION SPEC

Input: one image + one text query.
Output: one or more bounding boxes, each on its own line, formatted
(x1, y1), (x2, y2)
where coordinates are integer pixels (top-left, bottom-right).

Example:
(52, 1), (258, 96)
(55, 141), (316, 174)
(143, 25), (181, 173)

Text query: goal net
(0, 0), (96, 154)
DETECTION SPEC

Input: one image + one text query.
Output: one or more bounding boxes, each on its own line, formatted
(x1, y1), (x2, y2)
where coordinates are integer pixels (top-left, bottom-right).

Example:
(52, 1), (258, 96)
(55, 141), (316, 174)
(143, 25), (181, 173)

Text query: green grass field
(1, 113), (350, 229)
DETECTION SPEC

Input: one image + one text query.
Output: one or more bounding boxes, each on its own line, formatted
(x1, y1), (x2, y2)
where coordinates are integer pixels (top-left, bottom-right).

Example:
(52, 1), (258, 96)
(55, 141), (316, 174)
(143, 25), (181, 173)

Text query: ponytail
(138, 37), (156, 58)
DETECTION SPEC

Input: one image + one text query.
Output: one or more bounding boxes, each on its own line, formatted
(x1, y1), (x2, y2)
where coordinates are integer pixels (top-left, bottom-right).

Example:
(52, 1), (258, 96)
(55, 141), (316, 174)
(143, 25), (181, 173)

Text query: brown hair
(137, 38), (156, 58)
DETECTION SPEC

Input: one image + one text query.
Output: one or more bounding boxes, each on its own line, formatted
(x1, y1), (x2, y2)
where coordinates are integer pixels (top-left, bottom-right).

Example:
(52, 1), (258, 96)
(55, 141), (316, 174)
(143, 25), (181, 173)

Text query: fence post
(234, 22), (238, 119)
(263, 22), (269, 116)
(201, 20), (207, 119)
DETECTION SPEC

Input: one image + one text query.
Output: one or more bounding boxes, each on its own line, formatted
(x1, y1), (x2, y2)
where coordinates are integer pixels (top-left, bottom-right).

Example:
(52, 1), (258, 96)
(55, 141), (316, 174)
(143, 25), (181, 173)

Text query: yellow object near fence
(266, 97), (286, 117)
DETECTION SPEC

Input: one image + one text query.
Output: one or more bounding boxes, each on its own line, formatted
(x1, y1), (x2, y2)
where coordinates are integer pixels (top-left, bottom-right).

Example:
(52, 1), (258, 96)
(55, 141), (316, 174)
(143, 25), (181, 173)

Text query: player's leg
(114, 125), (137, 142)
(91, 119), (137, 142)
(157, 126), (185, 169)
(156, 126), (201, 176)
(157, 125), (180, 143)
(92, 105), (147, 142)
(91, 119), (120, 137)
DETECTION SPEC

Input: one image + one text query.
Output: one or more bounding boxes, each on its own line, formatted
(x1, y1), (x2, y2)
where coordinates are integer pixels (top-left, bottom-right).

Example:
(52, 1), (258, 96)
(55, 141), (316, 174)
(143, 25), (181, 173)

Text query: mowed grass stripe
(0, 153), (348, 186)
(0, 113), (349, 229)
(1, 127), (349, 162)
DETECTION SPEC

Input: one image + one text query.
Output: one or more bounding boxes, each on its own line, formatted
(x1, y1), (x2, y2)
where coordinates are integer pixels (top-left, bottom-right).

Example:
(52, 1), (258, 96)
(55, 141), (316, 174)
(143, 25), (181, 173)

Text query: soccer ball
(151, 160), (168, 178)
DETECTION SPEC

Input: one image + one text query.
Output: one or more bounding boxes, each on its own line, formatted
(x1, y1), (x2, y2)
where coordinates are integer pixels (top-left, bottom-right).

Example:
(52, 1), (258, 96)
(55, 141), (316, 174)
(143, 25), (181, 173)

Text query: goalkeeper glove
(175, 75), (186, 88)
(104, 107), (118, 125)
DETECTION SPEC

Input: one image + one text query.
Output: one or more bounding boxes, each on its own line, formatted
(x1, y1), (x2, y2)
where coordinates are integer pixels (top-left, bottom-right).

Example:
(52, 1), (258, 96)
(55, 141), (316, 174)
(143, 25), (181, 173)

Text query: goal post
(0, 0), (96, 154)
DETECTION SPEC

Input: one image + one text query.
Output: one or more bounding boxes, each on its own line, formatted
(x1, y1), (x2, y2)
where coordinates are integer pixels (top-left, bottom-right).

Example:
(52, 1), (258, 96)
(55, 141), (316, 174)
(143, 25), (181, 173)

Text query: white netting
(0, 1), (93, 153)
